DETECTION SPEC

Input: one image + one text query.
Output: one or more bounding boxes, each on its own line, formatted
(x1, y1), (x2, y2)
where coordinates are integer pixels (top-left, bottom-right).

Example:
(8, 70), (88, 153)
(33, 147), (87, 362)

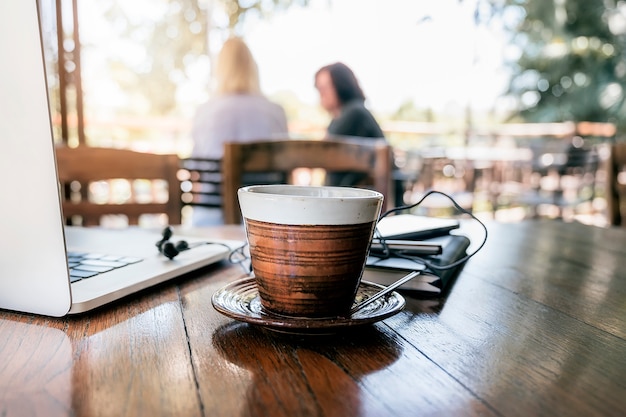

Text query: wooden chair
(517, 138), (600, 220)
(607, 142), (626, 226)
(55, 146), (182, 226)
(179, 157), (223, 209)
(221, 139), (393, 224)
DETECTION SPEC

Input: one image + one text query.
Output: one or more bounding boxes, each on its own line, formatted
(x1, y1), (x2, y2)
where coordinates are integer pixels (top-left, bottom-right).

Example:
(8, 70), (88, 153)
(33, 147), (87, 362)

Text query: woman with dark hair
(314, 62), (384, 139)
(314, 62), (388, 188)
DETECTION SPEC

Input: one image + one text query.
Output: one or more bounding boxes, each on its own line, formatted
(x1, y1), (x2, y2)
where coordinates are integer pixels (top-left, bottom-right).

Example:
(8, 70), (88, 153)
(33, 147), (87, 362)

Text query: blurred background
(39, 0), (626, 226)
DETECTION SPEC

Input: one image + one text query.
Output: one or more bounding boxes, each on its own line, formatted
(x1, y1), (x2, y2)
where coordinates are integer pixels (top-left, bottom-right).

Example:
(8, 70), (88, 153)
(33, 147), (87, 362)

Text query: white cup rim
(238, 184), (383, 225)
(239, 184), (383, 199)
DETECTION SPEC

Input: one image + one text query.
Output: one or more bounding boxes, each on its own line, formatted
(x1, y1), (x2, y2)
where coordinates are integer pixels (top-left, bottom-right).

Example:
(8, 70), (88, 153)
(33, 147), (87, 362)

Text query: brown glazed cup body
(238, 185), (383, 318)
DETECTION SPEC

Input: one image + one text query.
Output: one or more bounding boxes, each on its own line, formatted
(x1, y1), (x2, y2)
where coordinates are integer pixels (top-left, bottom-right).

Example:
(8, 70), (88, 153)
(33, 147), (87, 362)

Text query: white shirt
(191, 94), (288, 159)
(189, 94), (288, 226)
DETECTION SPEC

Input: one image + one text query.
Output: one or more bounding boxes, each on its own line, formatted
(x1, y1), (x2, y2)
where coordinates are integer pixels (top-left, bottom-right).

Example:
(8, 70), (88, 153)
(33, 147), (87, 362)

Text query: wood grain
(1, 221), (625, 417)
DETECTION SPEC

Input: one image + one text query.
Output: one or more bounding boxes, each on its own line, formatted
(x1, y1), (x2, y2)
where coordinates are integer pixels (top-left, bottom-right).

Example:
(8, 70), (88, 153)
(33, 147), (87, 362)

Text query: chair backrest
(179, 157), (223, 209)
(221, 139), (393, 224)
(607, 142), (626, 226)
(55, 146), (182, 226)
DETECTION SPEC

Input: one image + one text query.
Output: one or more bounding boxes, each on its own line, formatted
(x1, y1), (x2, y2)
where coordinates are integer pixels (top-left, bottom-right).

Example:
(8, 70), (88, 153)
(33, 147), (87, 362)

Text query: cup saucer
(211, 277), (406, 335)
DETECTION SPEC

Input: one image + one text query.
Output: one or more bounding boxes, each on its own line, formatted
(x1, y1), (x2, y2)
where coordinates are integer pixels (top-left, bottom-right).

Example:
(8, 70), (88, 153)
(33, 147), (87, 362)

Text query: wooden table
(1, 220), (625, 417)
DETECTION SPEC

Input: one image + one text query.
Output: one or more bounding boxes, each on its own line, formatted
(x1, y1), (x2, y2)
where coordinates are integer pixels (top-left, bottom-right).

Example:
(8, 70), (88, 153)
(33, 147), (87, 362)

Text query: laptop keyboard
(67, 252), (143, 283)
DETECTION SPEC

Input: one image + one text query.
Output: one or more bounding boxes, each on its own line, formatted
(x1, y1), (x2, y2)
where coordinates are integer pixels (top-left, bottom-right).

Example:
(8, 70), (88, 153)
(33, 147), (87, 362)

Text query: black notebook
(375, 214), (460, 240)
(363, 234), (471, 296)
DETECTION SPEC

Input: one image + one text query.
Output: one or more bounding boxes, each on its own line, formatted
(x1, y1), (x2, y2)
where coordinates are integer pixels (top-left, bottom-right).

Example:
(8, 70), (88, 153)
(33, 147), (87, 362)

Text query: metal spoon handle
(350, 271), (421, 315)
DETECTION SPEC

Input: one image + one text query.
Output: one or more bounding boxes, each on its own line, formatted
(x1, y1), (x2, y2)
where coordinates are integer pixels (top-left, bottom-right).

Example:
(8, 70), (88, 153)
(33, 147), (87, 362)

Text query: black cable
(228, 243), (252, 274)
(373, 189), (488, 271)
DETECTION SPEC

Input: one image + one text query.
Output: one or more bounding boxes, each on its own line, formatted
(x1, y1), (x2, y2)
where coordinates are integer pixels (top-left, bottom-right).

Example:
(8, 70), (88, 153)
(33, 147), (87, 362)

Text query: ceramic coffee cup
(238, 184), (384, 318)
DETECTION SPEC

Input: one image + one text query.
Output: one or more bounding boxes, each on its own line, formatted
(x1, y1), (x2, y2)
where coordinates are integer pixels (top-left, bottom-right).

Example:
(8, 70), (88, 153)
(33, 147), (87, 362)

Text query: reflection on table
(1, 220), (625, 416)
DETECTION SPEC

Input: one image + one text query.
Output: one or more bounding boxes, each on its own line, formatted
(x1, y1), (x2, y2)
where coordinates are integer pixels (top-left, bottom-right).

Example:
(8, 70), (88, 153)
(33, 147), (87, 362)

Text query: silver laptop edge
(0, 0), (243, 317)
(1, 0), (74, 316)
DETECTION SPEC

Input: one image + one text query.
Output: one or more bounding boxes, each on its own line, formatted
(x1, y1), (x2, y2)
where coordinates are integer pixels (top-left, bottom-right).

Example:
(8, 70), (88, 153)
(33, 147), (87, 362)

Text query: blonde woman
(190, 37), (288, 225)
(191, 37), (288, 160)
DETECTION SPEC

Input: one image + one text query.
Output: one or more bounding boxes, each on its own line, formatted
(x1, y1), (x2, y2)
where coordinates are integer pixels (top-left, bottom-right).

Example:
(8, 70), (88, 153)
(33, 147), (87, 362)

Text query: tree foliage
(98, 0), (206, 115)
(215, 0), (310, 33)
(93, 0), (309, 116)
(496, 0), (626, 129)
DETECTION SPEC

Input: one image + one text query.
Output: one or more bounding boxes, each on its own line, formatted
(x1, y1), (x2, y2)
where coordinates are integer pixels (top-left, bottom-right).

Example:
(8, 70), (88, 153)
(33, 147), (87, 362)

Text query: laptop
(0, 0), (244, 317)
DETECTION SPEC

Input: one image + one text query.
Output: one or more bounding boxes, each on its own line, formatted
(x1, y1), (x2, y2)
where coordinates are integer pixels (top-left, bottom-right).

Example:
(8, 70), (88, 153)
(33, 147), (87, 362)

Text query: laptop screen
(0, 0), (73, 316)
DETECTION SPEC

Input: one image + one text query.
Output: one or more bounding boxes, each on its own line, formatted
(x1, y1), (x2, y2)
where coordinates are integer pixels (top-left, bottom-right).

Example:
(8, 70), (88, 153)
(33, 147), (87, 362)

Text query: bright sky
(245, 0), (512, 114)
(76, 0), (513, 119)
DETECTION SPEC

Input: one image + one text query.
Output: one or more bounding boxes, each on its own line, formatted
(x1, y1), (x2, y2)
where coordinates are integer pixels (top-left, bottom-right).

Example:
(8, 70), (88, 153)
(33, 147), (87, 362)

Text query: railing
(53, 118), (619, 226)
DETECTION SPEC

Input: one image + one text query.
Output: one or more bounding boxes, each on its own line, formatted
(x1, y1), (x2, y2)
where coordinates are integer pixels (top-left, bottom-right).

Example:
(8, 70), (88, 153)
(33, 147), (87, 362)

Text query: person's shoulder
(195, 96), (235, 113)
(198, 95), (260, 117)
(265, 98), (287, 116)
(224, 94), (283, 111)
(250, 94), (284, 108)
(341, 99), (372, 116)
(249, 95), (287, 119)
(196, 94), (286, 128)
(335, 99), (384, 138)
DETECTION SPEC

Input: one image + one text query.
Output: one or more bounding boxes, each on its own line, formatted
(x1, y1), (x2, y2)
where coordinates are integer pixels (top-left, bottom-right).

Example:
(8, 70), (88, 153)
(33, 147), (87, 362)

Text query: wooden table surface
(1, 220), (625, 417)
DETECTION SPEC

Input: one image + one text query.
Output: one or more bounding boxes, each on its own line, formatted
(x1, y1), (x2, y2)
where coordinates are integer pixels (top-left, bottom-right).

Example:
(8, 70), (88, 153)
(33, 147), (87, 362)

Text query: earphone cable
(372, 189), (488, 271)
